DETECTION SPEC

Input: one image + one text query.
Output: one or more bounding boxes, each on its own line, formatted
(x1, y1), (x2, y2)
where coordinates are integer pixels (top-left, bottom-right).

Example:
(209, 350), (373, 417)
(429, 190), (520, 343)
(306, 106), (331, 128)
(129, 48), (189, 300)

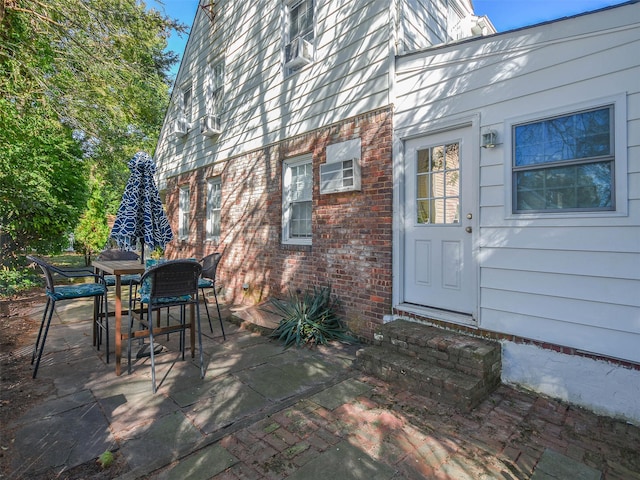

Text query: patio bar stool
(198, 252), (226, 340)
(26, 255), (109, 378)
(127, 260), (205, 393)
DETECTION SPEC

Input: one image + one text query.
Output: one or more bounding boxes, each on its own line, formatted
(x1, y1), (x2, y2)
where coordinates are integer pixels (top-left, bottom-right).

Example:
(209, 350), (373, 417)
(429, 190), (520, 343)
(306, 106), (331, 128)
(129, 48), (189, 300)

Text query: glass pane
(291, 163), (312, 201)
(432, 199), (445, 224)
(290, 0), (313, 39)
(417, 149), (429, 174)
(515, 161), (612, 211)
(417, 200), (430, 224)
(515, 107), (611, 166)
(431, 146), (445, 172)
(431, 171), (445, 198)
(290, 201), (312, 238)
(445, 143), (459, 170)
(211, 211), (220, 237)
(445, 198), (460, 223)
(417, 175), (429, 199)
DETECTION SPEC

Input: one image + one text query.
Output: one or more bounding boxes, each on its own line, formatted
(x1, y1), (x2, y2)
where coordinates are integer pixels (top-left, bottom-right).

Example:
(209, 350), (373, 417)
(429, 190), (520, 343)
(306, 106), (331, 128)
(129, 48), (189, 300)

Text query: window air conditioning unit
(171, 115), (189, 138)
(285, 36), (313, 69)
(320, 158), (361, 194)
(201, 114), (222, 136)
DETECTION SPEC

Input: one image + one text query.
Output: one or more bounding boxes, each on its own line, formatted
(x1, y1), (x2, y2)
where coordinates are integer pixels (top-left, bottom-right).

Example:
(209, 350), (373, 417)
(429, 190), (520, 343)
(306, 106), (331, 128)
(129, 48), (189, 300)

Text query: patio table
(92, 259), (145, 375)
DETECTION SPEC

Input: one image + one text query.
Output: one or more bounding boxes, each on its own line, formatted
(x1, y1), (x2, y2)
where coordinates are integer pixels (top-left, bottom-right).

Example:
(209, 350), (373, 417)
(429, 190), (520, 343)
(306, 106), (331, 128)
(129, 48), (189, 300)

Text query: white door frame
(393, 116), (480, 326)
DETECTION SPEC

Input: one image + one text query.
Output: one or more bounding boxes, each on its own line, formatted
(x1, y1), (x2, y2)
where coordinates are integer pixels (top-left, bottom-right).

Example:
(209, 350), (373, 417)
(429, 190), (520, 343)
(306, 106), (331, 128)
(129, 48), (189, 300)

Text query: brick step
(373, 320), (501, 380)
(354, 320), (502, 411)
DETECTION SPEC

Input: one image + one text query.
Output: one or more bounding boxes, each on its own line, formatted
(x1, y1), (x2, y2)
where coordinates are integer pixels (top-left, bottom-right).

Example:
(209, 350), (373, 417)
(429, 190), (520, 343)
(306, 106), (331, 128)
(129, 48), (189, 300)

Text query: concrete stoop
(354, 319), (501, 411)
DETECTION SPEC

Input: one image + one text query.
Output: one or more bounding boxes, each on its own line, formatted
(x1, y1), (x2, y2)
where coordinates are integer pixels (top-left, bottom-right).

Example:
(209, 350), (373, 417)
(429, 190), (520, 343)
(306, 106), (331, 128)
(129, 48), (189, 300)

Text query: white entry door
(403, 127), (476, 318)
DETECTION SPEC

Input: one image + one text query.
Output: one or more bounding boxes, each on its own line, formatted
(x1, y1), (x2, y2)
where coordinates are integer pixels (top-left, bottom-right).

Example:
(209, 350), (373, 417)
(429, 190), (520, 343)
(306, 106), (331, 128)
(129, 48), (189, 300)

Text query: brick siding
(164, 106), (394, 341)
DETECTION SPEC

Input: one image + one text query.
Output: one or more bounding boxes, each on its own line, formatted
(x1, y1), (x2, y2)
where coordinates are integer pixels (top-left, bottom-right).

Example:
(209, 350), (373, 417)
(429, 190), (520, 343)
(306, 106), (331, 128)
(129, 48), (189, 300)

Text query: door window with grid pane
(206, 178), (221, 241)
(416, 143), (461, 224)
(513, 106), (614, 212)
(282, 155), (312, 244)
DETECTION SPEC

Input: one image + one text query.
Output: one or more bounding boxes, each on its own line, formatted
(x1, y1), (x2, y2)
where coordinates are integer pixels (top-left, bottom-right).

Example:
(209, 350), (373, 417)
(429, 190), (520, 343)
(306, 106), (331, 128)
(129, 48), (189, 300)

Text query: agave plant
(267, 286), (355, 348)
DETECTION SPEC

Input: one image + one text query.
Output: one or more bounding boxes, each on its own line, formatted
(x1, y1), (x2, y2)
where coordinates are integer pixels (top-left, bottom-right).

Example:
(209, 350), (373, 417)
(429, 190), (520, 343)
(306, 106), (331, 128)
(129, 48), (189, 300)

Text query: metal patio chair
(198, 252), (226, 340)
(26, 255), (109, 378)
(127, 260), (204, 393)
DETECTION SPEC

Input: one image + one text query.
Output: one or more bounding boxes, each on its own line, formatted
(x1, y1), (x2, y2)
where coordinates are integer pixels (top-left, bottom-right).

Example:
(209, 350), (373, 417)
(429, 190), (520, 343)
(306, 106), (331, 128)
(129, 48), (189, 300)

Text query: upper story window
(512, 105), (615, 213)
(282, 154), (313, 245)
(284, 0), (315, 75)
(179, 85), (192, 123)
(206, 60), (224, 116)
(206, 177), (222, 241)
(179, 185), (190, 240)
(171, 84), (192, 138)
(201, 60), (224, 137)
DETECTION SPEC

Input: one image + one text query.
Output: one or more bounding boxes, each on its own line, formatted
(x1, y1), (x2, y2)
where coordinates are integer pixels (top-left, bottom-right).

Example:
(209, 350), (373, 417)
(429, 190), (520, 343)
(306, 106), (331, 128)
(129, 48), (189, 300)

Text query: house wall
(164, 108), (394, 341)
(394, 3), (640, 419)
(154, 0), (395, 190)
(398, 0), (479, 54)
(153, 0), (489, 339)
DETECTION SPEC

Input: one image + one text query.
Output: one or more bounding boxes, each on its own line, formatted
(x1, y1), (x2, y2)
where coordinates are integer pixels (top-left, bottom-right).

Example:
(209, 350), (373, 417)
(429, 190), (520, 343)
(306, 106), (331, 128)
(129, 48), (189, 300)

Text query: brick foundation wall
(164, 106), (394, 341)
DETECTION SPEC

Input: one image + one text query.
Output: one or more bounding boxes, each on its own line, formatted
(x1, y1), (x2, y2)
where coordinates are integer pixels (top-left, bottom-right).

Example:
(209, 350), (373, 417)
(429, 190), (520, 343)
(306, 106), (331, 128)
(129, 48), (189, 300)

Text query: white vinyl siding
(206, 177), (222, 241)
(154, 0), (395, 185)
(395, 3), (640, 364)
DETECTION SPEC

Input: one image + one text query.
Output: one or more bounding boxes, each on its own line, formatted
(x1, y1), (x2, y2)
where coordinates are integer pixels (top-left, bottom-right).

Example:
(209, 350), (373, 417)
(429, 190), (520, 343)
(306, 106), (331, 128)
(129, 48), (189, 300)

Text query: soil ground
(0, 292), (128, 479)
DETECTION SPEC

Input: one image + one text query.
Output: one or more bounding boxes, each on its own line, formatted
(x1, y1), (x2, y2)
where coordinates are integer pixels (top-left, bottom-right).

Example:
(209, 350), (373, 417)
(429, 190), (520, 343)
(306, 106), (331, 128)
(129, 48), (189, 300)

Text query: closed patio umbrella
(110, 151), (173, 262)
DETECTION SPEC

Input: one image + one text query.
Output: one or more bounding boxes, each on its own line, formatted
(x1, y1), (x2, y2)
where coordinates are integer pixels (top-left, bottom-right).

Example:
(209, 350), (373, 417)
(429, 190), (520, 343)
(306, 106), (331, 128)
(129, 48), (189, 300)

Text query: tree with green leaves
(74, 178), (111, 266)
(0, 0), (185, 266)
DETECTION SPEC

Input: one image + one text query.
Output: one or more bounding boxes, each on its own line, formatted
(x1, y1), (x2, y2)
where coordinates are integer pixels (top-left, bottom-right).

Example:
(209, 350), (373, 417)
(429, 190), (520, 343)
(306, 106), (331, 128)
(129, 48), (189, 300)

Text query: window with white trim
(512, 105), (615, 213)
(284, 0), (315, 75)
(178, 185), (190, 240)
(282, 155), (312, 244)
(179, 85), (192, 123)
(206, 177), (222, 241)
(205, 60), (224, 117)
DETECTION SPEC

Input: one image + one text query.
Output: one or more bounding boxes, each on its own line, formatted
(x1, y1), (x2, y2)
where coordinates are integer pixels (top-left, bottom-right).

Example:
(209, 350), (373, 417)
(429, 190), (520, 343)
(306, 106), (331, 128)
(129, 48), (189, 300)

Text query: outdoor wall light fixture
(481, 130), (498, 148)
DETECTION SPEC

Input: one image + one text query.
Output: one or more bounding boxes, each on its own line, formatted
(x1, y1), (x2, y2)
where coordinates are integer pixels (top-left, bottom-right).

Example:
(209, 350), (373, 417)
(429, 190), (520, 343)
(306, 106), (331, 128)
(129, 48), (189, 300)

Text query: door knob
(465, 226), (472, 233)
(466, 213), (472, 219)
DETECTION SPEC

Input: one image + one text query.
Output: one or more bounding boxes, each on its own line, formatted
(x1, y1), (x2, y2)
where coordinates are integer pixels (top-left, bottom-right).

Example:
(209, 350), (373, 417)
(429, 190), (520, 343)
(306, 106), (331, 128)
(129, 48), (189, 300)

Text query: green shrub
(0, 267), (41, 297)
(267, 286), (355, 348)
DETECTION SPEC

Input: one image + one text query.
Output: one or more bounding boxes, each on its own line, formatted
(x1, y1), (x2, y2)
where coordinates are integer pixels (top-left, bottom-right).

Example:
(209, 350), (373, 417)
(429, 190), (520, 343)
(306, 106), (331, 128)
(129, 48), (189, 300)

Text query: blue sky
(151, 0), (630, 78)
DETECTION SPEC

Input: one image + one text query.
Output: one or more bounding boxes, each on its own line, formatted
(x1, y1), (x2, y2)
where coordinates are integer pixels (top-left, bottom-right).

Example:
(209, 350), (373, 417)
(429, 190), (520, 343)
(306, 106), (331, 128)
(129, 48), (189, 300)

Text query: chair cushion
(47, 283), (106, 300)
(104, 274), (141, 287)
(198, 278), (213, 288)
(140, 293), (192, 304)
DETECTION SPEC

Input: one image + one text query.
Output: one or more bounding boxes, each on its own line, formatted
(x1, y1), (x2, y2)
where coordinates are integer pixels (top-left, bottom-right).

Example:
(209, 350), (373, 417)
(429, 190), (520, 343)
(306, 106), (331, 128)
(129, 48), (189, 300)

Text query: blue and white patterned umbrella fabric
(110, 151), (173, 253)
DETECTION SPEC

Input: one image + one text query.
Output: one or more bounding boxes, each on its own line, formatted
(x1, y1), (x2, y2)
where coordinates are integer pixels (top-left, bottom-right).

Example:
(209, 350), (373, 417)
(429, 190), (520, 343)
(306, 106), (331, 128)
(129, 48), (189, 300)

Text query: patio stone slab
(286, 440), (396, 480)
(310, 378), (372, 410)
(10, 399), (115, 477)
(10, 390), (95, 427)
(120, 410), (204, 471)
(154, 444), (238, 480)
(531, 448), (602, 480)
(234, 357), (338, 401)
(97, 390), (181, 439)
(184, 377), (269, 434)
